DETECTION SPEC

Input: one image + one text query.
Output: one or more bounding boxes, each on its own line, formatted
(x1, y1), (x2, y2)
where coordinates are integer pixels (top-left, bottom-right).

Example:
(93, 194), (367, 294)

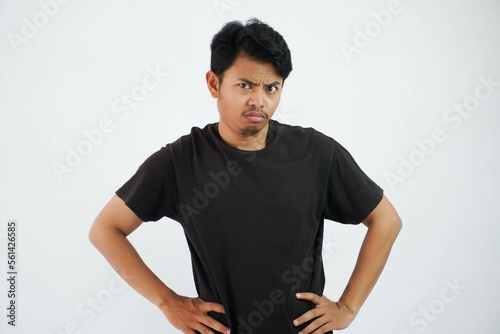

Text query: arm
(294, 195), (402, 333)
(89, 194), (230, 334)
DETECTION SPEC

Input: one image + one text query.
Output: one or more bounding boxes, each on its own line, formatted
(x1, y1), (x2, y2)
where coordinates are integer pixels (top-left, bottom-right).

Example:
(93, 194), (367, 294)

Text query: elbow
(394, 213), (403, 231)
(391, 214), (403, 239)
(88, 221), (100, 248)
(89, 217), (127, 251)
(370, 212), (402, 240)
(89, 218), (110, 249)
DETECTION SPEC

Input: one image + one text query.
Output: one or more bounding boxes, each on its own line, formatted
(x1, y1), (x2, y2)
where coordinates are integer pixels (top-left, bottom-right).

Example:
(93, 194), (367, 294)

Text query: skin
(293, 195), (402, 333)
(89, 55), (402, 333)
(206, 54), (283, 151)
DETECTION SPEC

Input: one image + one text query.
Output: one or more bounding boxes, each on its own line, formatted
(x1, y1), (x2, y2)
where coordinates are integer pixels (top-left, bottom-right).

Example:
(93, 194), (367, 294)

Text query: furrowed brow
(265, 81), (281, 88)
(238, 78), (282, 87)
(239, 78), (258, 86)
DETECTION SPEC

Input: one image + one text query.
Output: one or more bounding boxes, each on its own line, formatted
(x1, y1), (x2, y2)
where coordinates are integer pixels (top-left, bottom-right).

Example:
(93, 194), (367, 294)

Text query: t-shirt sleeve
(115, 146), (179, 222)
(322, 140), (383, 224)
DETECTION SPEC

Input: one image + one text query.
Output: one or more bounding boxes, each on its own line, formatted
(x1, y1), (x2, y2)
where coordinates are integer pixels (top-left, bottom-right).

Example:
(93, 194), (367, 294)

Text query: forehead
(224, 55), (281, 82)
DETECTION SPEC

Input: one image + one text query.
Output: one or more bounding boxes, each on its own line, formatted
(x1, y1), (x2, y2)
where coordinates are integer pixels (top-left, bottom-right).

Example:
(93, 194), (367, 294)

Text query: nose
(248, 88), (265, 109)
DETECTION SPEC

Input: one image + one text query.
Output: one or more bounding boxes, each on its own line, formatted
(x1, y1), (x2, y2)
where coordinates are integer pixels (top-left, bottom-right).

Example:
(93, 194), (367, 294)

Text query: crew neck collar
(213, 120), (277, 153)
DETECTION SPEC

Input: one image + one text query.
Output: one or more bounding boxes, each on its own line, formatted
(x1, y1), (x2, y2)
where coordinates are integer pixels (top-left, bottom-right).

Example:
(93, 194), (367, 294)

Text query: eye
(267, 86), (278, 93)
(239, 83), (251, 90)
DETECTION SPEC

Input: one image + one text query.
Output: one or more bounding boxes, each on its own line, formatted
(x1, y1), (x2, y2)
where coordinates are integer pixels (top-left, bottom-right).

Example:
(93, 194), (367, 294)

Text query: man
(89, 18), (402, 334)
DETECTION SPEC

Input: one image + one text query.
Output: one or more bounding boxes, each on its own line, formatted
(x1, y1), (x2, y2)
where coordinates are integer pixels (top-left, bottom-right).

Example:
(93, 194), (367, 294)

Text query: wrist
(154, 288), (179, 311)
(338, 298), (360, 316)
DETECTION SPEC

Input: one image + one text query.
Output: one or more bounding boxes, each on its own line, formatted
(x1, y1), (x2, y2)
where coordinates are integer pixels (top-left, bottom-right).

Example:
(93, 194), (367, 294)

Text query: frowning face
(206, 55), (283, 148)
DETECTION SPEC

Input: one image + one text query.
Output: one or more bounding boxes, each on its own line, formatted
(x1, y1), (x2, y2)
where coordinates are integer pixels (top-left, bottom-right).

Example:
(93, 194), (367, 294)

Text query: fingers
(292, 307), (320, 329)
(192, 323), (215, 334)
(201, 300), (226, 314)
(163, 296), (230, 334)
(197, 300), (230, 334)
(293, 293), (322, 332)
(295, 292), (322, 304)
(201, 314), (230, 334)
(298, 318), (332, 334)
(293, 295), (355, 334)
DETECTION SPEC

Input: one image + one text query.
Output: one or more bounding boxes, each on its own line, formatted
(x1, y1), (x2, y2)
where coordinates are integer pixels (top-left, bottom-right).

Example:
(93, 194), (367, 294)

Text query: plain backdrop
(1, 0), (499, 333)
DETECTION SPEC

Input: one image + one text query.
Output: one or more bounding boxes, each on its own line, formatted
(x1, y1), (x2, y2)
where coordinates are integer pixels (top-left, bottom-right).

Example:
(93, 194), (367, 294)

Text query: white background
(1, 0), (499, 333)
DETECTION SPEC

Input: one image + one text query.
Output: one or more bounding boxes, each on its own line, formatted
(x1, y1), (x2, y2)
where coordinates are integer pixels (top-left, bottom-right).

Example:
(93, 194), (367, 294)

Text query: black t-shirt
(116, 120), (383, 333)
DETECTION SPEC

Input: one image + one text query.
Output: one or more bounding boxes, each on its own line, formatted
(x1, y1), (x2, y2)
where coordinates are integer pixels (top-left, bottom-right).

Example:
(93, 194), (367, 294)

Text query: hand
(293, 293), (356, 333)
(159, 294), (230, 334)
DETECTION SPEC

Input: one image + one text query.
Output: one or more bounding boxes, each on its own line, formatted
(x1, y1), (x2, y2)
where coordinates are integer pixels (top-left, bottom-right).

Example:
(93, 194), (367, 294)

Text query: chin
(240, 124), (266, 137)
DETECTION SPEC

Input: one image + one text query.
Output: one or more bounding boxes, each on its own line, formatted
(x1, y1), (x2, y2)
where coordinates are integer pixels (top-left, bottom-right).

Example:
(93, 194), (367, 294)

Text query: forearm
(89, 224), (177, 308)
(339, 214), (401, 314)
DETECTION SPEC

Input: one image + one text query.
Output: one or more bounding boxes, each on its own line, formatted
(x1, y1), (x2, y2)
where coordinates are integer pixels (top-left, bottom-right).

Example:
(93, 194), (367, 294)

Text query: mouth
(244, 111), (267, 123)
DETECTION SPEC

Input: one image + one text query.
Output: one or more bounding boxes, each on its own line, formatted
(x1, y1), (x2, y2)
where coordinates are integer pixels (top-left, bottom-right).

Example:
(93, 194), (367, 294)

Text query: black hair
(210, 18), (292, 82)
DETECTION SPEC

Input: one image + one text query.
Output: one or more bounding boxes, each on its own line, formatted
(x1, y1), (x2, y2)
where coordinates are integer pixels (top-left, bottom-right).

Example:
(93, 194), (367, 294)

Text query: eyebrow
(238, 78), (282, 87)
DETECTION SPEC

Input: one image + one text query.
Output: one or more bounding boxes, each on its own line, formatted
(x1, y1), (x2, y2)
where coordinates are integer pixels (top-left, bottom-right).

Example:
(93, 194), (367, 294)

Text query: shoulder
(270, 120), (337, 149)
(160, 123), (220, 164)
(168, 123), (217, 148)
(132, 124), (218, 178)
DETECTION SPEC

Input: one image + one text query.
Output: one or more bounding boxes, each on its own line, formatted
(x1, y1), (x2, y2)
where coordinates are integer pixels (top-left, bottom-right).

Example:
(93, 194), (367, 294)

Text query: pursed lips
(243, 110), (268, 122)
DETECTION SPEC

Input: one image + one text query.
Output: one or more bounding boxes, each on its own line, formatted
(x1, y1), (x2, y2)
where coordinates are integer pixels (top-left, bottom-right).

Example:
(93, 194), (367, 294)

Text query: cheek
(269, 94), (281, 108)
(267, 96), (281, 116)
(224, 93), (246, 108)
(219, 94), (243, 117)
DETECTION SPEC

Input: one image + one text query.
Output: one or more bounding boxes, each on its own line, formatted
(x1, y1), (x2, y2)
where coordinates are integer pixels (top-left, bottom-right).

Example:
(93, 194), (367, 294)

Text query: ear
(206, 71), (220, 98)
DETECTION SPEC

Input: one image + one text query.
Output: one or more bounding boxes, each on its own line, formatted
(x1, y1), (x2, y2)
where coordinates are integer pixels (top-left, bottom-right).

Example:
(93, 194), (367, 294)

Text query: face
(206, 55), (283, 139)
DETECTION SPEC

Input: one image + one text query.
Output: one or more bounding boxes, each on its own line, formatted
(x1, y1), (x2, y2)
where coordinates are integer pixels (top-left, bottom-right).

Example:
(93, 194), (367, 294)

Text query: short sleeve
(115, 146), (179, 222)
(322, 140), (383, 224)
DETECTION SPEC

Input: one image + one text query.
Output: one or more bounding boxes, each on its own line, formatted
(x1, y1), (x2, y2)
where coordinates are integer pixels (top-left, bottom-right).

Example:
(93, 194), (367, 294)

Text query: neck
(217, 121), (269, 151)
